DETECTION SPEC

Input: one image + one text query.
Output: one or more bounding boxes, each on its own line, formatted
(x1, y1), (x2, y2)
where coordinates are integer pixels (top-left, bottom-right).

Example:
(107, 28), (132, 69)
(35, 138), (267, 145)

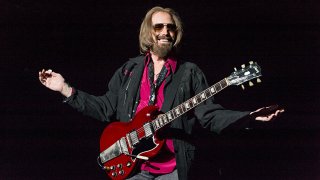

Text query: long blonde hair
(139, 6), (183, 54)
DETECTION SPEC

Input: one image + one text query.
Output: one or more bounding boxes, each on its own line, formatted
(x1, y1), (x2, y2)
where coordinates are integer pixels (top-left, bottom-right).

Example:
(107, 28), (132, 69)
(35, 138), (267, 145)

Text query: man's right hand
(38, 69), (73, 97)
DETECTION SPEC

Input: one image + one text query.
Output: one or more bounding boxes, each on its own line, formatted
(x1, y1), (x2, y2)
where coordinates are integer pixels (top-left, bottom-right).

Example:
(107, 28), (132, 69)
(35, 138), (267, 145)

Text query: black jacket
(65, 55), (250, 180)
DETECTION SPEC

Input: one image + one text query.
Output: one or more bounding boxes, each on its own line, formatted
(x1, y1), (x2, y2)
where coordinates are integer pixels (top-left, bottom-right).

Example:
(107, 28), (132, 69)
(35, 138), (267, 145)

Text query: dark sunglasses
(153, 23), (177, 31)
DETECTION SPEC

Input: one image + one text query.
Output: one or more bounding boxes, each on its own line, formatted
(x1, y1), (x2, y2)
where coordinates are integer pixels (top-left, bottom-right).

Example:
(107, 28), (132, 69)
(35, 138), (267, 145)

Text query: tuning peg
(241, 64), (245, 69)
(241, 84), (245, 90)
(249, 81), (254, 86)
(249, 61), (253, 65)
(234, 67), (237, 71)
(257, 78), (261, 83)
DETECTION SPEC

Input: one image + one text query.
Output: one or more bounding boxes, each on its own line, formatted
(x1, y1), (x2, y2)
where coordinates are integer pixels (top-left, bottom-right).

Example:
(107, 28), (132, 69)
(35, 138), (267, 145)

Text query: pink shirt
(136, 54), (177, 174)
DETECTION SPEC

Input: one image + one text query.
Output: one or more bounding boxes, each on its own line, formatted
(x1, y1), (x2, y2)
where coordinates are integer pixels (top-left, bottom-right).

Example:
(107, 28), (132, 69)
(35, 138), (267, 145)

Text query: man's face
(151, 11), (177, 58)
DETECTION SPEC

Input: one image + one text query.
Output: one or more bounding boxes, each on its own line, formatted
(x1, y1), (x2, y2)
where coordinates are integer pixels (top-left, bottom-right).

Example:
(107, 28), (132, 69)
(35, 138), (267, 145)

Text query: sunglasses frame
(153, 23), (177, 32)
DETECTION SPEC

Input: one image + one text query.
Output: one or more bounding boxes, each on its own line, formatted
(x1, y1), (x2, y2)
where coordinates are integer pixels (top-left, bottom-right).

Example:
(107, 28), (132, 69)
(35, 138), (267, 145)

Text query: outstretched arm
(38, 69), (73, 97)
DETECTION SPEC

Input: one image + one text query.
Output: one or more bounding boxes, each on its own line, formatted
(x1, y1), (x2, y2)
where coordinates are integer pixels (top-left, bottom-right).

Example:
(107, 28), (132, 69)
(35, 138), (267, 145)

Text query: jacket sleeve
(64, 67), (124, 122)
(192, 65), (251, 134)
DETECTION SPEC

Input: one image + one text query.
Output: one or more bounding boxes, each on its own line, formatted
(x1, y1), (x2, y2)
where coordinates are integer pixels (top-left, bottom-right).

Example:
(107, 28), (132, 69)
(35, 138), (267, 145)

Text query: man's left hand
(250, 105), (285, 121)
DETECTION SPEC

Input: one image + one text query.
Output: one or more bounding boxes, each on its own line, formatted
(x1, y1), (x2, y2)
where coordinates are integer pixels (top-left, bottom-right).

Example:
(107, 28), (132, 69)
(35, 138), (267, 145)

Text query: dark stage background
(1, 0), (319, 179)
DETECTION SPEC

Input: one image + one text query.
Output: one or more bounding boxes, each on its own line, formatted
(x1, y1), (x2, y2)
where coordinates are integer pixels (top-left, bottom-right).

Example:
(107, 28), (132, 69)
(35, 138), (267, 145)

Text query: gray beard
(151, 43), (173, 58)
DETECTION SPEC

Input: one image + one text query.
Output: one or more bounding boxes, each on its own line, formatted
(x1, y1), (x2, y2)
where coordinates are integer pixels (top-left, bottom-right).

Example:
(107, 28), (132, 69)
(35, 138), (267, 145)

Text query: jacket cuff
(62, 87), (76, 103)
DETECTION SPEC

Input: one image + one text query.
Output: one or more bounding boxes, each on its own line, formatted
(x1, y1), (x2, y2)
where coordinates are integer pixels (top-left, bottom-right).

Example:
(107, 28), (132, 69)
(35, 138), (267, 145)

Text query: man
(39, 6), (284, 180)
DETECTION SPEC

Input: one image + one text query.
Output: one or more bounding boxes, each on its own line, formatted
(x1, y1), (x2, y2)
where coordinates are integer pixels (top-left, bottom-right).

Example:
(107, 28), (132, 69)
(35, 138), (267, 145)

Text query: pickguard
(131, 136), (157, 160)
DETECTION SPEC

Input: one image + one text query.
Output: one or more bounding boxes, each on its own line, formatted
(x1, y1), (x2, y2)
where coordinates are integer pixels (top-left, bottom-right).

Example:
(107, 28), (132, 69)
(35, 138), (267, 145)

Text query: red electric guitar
(98, 61), (262, 179)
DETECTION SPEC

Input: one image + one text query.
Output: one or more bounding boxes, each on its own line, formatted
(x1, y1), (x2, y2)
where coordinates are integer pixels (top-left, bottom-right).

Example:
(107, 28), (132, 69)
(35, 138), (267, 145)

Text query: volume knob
(111, 172), (117, 177)
(119, 170), (125, 175)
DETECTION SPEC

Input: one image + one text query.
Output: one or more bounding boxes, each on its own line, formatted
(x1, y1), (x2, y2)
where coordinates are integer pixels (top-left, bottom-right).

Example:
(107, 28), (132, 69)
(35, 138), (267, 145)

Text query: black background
(1, 0), (319, 179)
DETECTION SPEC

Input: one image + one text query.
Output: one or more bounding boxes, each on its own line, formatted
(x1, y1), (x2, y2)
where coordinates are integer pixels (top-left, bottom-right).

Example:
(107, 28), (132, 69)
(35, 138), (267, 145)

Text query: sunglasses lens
(154, 24), (164, 31)
(153, 24), (177, 31)
(167, 24), (177, 31)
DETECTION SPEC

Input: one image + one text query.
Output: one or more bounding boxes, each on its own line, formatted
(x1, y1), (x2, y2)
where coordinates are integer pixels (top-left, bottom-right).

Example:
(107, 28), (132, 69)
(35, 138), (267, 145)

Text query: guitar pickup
(128, 130), (139, 146)
(143, 122), (154, 138)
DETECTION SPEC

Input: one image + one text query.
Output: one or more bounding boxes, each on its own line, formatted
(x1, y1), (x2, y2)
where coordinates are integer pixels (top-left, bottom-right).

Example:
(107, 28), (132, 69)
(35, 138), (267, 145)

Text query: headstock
(226, 61), (262, 89)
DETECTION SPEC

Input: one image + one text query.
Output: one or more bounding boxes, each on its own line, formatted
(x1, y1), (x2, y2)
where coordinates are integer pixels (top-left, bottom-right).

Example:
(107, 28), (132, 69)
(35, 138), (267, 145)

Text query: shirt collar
(144, 53), (177, 74)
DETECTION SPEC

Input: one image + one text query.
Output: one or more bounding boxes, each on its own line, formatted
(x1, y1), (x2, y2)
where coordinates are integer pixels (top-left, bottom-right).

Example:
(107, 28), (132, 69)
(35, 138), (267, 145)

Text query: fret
(188, 99), (194, 108)
(162, 114), (168, 123)
(220, 79), (227, 88)
(158, 117), (163, 126)
(151, 121), (156, 130)
(167, 112), (173, 121)
(170, 110), (177, 119)
(217, 79), (228, 91)
(215, 82), (222, 92)
(196, 95), (201, 103)
(200, 92), (206, 100)
(174, 107), (180, 115)
(205, 89), (211, 98)
(210, 86), (216, 93)
(192, 97), (198, 105)
(179, 105), (185, 114)
(179, 104), (184, 114)
(155, 119), (160, 129)
(184, 102), (190, 109)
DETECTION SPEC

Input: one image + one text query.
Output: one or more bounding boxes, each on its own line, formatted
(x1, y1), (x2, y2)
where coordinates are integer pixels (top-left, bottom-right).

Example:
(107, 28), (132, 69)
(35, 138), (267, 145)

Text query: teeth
(159, 39), (169, 42)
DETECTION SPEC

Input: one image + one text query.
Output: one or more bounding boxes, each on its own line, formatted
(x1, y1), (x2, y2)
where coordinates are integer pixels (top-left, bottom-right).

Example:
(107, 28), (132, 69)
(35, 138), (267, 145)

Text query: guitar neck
(152, 78), (229, 131)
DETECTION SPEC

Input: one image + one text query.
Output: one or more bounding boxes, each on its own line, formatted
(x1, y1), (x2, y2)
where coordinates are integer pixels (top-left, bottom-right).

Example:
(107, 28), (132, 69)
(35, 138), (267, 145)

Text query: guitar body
(99, 105), (165, 180)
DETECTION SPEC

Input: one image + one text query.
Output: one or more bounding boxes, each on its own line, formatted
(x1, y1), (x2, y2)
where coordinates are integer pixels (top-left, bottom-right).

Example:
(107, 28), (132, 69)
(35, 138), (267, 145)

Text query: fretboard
(152, 78), (229, 131)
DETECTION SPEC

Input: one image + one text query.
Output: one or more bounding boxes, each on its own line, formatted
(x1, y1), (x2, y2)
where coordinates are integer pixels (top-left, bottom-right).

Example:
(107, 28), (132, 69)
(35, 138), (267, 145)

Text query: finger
(275, 109), (284, 116)
(256, 113), (275, 121)
(39, 75), (46, 83)
(265, 114), (275, 121)
(51, 72), (59, 76)
(39, 69), (53, 78)
(40, 69), (46, 75)
(45, 69), (52, 74)
(39, 72), (45, 81)
(39, 70), (45, 76)
(256, 116), (269, 121)
(269, 114), (276, 120)
(41, 69), (47, 76)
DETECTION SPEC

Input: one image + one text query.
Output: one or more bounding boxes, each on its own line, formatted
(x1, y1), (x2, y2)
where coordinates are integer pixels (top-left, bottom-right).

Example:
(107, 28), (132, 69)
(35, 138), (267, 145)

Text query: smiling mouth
(156, 35), (173, 44)
(158, 39), (171, 44)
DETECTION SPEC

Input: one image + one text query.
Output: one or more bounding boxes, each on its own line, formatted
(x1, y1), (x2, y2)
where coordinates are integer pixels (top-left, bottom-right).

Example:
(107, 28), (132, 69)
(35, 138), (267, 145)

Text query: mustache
(156, 35), (173, 42)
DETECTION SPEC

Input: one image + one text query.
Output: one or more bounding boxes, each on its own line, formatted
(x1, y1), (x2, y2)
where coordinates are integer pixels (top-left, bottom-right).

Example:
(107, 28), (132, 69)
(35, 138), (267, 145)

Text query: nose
(160, 26), (170, 35)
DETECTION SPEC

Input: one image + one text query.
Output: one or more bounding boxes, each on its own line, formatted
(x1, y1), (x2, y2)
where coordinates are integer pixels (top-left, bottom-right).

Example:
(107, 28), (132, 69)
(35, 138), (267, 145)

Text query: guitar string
(133, 86), (216, 135)
(132, 80), (227, 138)
(133, 92), (207, 136)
